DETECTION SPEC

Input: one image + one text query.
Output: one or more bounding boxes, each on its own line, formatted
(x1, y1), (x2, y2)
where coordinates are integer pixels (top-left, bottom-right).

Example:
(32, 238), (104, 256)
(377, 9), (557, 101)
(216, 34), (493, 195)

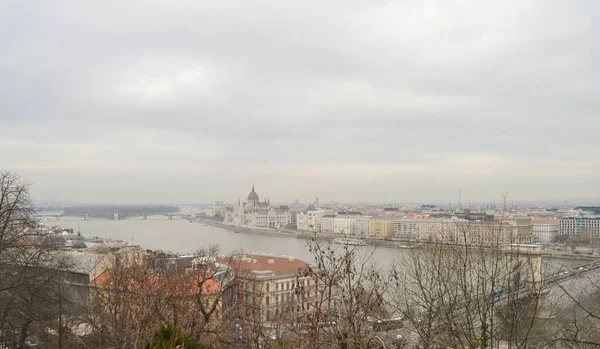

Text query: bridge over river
(437, 245), (600, 319)
(36, 212), (193, 220)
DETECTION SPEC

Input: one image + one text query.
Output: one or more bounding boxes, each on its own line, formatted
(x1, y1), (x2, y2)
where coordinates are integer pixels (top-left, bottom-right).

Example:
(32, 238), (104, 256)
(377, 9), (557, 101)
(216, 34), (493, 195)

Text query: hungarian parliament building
(223, 186), (292, 229)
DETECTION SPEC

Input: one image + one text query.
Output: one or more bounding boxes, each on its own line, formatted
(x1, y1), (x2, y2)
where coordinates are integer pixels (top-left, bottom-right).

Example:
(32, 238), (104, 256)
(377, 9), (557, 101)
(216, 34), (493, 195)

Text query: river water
(48, 217), (401, 268)
(48, 217), (583, 275)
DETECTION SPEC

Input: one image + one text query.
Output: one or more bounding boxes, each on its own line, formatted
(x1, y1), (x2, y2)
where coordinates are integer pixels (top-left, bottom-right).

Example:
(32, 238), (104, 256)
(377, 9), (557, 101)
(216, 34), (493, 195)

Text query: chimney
(288, 256), (295, 262)
(253, 259), (257, 264)
(268, 259), (275, 264)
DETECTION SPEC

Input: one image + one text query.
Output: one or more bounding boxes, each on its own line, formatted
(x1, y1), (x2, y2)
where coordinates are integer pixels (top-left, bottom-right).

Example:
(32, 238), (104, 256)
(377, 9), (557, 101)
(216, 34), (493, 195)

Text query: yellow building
(370, 217), (396, 237)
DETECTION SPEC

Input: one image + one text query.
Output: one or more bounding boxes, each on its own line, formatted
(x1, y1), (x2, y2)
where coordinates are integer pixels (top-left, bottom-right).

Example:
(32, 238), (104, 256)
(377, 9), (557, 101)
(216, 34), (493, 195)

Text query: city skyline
(34, 184), (600, 209)
(1, 1), (599, 204)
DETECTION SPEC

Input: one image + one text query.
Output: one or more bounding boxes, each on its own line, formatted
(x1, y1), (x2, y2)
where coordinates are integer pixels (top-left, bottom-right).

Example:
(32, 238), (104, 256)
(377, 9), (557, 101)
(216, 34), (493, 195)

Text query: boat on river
(332, 238), (368, 246)
(397, 243), (421, 249)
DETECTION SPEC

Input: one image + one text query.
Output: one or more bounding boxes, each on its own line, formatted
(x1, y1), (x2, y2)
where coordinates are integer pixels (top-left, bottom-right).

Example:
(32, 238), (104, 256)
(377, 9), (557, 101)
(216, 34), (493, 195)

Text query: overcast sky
(1, 1), (599, 205)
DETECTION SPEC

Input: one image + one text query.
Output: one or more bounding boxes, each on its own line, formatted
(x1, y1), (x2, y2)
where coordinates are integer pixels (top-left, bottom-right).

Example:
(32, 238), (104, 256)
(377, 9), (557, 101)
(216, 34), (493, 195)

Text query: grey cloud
(1, 0), (599, 204)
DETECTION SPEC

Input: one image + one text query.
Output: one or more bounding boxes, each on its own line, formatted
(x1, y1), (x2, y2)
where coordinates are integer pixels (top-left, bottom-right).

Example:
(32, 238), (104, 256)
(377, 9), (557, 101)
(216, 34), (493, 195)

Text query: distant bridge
(36, 212), (193, 221)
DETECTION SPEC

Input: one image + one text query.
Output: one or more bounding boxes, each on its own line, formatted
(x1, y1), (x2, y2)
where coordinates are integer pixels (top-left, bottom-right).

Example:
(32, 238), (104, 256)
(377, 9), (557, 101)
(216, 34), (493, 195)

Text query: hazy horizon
(2, 1), (599, 205)
(33, 196), (600, 209)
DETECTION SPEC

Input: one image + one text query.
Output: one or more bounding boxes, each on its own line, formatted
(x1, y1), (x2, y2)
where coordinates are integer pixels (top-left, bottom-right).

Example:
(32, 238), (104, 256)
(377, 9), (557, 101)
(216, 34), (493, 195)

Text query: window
(266, 310), (271, 321)
(266, 295), (270, 306)
(266, 283), (270, 293)
(286, 282), (289, 290)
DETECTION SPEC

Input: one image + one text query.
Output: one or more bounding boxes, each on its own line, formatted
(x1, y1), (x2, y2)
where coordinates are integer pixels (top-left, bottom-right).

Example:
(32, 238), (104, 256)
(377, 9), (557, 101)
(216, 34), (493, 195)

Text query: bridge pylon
(503, 244), (554, 319)
(505, 244), (543, 294)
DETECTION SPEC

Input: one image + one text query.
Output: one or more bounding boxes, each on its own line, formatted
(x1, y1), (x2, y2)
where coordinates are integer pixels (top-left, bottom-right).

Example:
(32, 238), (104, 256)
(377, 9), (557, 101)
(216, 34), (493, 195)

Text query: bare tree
(389, 198), (548, 349)
(85, 245), (245, 348)
(0, 171), (76, 348)
(548, 269), (600, 348)
(272, 235), (391, 349)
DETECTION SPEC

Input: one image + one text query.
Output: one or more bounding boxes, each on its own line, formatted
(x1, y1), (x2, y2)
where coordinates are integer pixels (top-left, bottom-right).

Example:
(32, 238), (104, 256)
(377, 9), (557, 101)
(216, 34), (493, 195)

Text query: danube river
(49, 217), (584, 274)
(48, 217), (401, 268)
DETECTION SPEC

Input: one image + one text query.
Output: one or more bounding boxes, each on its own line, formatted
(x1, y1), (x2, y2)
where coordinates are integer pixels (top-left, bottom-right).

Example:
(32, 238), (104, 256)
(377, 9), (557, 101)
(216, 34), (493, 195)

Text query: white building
(355, 216), (371, 236)
(532, 219), (559, 244)
(223, 186), (292, 229)
(297, 212), (308, 231)
(296, 210), (327, 233)
(418, 219), (458, 242)
(559, 216), (600, 238)
(205, 206), (223, 217)
(321, 215), (336, 234)
(333, 215), (356, 235)
(395, 219), (420, 240)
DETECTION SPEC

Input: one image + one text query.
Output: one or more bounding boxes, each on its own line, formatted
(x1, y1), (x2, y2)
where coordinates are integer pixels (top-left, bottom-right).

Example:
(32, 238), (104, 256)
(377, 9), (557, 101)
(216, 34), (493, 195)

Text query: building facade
(205, 206), (223, 218)
(418, 219), (457, 242)
(223, 254), (316, 328)
(296, 210), (327, 233)
(504, 217), (534, 244)
(559, 216), (600, 238)
(321, 215), (336, 234)
(333, 215), (356, 235)
(532, 219), (559, 244)
(355, 216), (372, 236)
(370, 217), (396, 237)
(297, 212), (308, 231)
(394, 219), (420, 240)
(453, 217), (532, 246)
(223, 186), (292, 229)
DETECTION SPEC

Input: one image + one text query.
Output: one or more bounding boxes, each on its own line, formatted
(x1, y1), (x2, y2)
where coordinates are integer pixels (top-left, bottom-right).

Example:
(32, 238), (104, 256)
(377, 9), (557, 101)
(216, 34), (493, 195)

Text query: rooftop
(64, 251), (106, 274)
(562, 215), (600, 220)
(221, 253), (311, 278)
(532, 219), (559, 225)
(91, 269), (220, 295)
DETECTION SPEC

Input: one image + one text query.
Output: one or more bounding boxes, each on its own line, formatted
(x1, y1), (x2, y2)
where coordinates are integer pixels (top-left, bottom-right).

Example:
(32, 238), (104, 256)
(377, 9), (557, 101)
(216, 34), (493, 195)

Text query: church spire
(252, 184), (255, 192)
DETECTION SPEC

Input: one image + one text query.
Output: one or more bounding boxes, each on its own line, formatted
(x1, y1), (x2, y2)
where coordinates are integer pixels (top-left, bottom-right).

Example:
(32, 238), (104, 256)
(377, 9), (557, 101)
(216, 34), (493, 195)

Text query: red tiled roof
(219, 254), (311, 277)
(91, 269), (220, 296)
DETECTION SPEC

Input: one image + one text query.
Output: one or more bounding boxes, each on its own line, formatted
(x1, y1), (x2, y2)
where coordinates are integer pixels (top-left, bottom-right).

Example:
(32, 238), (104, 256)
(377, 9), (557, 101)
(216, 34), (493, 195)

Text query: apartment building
(297, 210), (327, 233)
(504, 217), (534, 244)
(355, 216), (372, 236)
(321, 215), (336, 234)
(224, 254), (315, 327)
(532, 219), (559, 244)
(334, 215), (356, 235)
(370, 217), (396, 237)
(418, 219), (457, 242)
(394, 219), (420, 240)
(559, 216), (600, 238)
(454, 217), (532, 245)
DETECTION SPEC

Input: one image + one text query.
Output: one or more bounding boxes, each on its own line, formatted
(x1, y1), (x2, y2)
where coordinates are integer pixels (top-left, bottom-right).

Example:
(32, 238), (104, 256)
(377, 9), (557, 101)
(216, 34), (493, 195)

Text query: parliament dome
(247, 185), (259, 202)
